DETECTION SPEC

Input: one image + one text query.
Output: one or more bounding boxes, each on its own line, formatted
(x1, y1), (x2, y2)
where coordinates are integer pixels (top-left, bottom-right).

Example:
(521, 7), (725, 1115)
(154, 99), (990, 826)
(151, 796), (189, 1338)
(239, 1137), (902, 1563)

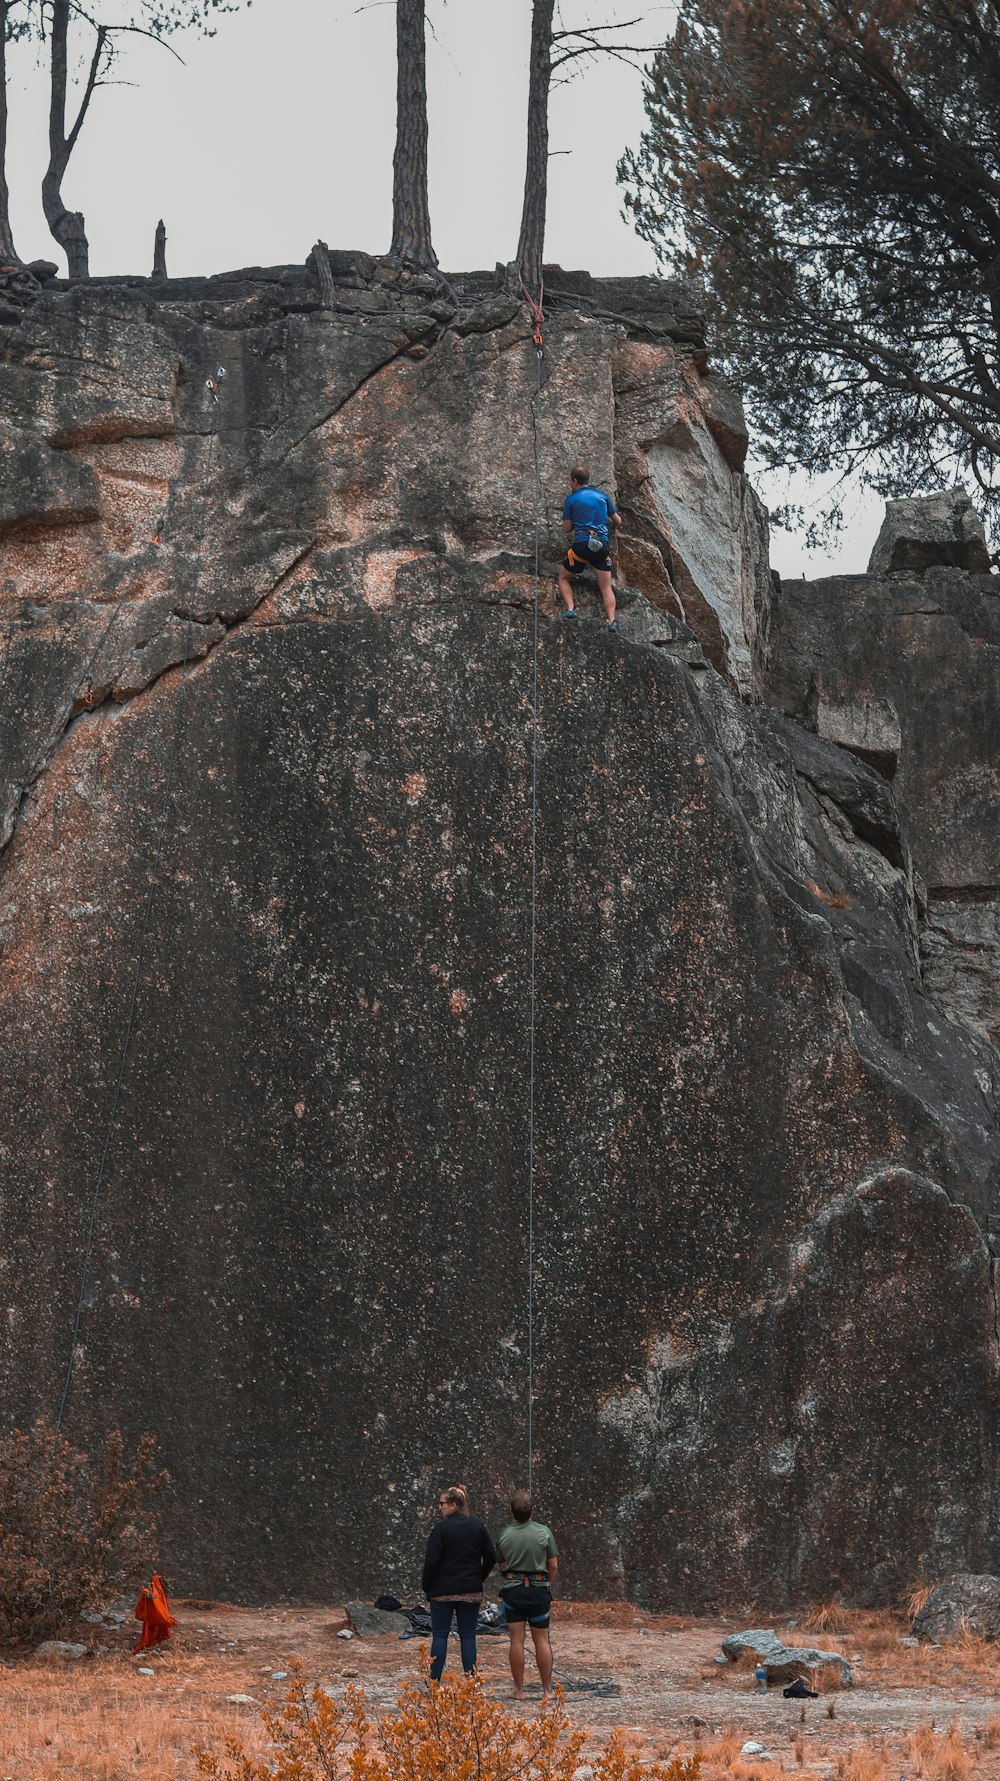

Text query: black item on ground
(783, 1677), (819, 1698)
(374, 1594), (402, 1611)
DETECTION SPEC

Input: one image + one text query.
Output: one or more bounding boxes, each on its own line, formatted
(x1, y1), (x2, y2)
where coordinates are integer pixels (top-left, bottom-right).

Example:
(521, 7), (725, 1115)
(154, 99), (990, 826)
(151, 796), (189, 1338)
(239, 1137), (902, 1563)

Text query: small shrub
(195, 1663), (702, 1780)
(0, 1415), (167, 1645)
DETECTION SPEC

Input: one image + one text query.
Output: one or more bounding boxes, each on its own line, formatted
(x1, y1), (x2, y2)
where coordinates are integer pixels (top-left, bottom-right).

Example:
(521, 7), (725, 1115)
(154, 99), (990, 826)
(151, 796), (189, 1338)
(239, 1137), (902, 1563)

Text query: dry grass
(906, 1721), (974, 1780)
(837, 1749), (887, 1781)
(799, 1597), (845, 1635)
(774, 1603), (1000, 1692)
(907, 1581), (935, 1625)
(0, 1651), (272, 1780)
(699, 1727), (824, 1781)
(2, 1603), (1000, 1781)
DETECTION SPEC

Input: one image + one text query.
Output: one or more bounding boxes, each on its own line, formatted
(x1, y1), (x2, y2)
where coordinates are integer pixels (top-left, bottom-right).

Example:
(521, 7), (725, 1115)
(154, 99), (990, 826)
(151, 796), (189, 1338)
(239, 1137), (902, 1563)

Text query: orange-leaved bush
(195, 1662), (701, 1780)
(0, 1415), (168, 1644)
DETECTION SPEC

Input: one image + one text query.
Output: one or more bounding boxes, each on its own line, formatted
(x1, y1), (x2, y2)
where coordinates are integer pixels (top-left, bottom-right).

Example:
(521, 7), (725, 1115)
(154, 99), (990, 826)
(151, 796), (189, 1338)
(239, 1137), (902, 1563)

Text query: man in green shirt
(495, 1488), (559, 1700)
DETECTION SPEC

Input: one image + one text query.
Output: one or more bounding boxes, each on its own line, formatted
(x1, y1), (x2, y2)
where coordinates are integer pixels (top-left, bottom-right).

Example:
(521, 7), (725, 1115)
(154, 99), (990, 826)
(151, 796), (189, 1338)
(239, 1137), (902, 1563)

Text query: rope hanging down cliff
(54, 368), (226, 1435)
(525, 296), (546, 1501)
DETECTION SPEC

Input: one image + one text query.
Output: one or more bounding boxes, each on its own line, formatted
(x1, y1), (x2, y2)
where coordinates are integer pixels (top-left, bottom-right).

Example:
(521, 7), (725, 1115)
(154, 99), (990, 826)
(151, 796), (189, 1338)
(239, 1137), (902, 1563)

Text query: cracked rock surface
(0, 264), (998, 1609)
(764, 559), (1000, 1056)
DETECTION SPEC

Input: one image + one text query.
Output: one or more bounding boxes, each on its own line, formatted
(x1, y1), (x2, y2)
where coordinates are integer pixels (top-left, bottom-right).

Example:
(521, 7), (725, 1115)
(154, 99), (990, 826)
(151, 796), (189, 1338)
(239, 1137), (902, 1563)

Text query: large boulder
(345, 1603), (410, 1637)
(912, 1574), (1000, 1643)
(867, 490), (991, 576)
(721, 1630), (852, 1687)
(0, 269), (997, 1608)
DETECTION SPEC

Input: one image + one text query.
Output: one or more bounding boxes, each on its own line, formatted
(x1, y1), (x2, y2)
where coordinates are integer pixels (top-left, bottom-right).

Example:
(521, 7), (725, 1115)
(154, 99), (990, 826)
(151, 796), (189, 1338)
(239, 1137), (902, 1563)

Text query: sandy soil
(2, 1600), (1000, 1777)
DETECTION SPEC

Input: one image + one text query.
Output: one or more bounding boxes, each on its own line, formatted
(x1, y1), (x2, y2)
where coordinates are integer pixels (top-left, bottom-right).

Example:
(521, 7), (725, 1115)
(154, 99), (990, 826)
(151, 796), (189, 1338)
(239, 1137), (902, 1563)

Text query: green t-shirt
(495, 1519), (558, 1581)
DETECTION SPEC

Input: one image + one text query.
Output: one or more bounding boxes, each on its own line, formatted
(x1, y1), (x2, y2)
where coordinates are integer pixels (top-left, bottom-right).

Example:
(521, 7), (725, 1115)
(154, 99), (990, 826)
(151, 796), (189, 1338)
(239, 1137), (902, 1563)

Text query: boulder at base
(345, 1603), (410, 1637)
(912, 1574), (1000, 1643)
(722, 1629), (852, 1687)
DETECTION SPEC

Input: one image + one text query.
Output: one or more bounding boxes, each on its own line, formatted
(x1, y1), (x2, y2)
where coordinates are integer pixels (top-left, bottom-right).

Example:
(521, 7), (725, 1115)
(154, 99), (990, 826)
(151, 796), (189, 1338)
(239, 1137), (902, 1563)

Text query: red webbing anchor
(521, 277), (545, 350)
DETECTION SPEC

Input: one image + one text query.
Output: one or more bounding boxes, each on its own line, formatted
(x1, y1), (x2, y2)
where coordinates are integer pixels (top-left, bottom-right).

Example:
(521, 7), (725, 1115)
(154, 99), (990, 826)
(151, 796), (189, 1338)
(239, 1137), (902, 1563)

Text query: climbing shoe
(607, 619), (618, 633)
(560, 608), (577, 620)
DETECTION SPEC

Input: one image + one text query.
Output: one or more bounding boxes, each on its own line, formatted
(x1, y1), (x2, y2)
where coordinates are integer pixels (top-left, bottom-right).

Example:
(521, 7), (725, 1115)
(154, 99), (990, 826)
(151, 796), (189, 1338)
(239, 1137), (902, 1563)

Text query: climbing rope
(525, 291), (546, 1499)
(54, 369), (225, 1434)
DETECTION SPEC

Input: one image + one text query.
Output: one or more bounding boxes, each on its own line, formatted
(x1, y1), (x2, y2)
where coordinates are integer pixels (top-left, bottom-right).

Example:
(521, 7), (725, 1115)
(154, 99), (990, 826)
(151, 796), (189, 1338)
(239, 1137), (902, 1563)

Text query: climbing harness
(54, 368), (225, 1434)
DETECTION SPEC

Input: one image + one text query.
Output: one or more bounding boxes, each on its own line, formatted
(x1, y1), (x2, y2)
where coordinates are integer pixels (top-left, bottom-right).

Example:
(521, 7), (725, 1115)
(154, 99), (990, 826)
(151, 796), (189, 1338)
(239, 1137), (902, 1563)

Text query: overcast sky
(6, 0), (883, 576)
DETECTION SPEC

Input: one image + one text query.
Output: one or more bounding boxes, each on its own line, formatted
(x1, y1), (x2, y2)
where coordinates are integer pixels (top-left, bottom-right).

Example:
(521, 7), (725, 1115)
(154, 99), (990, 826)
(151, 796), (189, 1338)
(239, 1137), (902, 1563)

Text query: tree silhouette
(390, 0), (437, 269)
(38, 0), (244, 279)
(622, 0), (1000, 527)
(0, 1), (31, 263)
(516, 4), (658, 297)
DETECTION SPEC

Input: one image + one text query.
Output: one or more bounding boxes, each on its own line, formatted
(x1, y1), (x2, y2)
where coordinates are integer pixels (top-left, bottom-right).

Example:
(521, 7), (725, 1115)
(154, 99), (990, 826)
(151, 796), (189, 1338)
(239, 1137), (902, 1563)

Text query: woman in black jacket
(421, 1484), (496, 1680)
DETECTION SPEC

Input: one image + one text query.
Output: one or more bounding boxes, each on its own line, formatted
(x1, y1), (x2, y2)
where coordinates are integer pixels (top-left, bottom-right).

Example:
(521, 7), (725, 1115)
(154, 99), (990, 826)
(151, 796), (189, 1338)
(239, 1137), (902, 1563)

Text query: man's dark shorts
(500, 1583), (552, 1628)
(564, 539), (613, 574)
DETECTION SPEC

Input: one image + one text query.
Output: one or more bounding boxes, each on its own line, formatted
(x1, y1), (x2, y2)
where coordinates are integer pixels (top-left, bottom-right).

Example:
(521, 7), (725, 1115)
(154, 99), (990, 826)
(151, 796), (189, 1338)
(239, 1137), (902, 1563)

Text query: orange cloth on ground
(133, 1574), (177, 1651)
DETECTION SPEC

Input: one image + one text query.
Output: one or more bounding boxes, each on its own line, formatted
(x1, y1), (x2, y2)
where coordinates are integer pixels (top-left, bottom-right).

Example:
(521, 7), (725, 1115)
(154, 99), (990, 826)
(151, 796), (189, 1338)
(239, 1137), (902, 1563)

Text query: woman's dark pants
(429, 1599), (478, 1680)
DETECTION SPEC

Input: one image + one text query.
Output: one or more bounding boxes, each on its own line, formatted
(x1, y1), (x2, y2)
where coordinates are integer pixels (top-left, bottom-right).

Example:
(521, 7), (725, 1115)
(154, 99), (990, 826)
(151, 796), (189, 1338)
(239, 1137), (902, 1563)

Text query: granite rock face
(764, 554), (1000, 1054)
(0, 263), (998, 1609)
(912, 1572), (1000, 1642)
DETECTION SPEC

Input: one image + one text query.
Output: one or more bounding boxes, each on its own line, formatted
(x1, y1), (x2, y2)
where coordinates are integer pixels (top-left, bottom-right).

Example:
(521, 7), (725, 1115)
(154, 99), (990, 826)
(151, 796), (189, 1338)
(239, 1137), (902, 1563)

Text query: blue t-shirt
(563, 486), (614, 545)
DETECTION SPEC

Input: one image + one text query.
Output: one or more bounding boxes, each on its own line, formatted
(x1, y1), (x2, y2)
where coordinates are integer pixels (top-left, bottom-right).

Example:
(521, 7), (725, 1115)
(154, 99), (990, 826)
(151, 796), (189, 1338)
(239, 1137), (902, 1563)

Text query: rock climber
(559, 464), (622, 631)
(421, 1483), (496, 1681)
(495, 1488), (559, 1701)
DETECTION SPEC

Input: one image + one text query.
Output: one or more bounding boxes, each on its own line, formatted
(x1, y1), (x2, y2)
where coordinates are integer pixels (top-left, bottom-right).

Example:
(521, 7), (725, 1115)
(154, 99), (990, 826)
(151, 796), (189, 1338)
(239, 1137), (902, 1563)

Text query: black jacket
(421, 1513), (496, 1598)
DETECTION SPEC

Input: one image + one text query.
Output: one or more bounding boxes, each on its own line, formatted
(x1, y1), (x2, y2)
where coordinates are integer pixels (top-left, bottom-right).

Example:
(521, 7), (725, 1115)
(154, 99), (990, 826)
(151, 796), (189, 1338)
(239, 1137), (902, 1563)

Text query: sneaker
(607, 619), (618, 632)
(560, 608), (577, 620)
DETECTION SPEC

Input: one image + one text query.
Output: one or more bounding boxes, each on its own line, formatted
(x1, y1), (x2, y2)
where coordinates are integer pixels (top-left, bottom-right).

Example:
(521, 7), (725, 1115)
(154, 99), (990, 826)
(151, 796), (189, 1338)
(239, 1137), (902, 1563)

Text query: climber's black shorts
(564, 539), (613, 574)
(500, 1583), (552, 1627)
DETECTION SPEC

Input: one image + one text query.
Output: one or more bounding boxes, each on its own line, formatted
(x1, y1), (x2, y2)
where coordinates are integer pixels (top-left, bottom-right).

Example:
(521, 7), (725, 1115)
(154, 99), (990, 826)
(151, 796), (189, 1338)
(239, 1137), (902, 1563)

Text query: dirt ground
(2, 1600), (1000, 1778)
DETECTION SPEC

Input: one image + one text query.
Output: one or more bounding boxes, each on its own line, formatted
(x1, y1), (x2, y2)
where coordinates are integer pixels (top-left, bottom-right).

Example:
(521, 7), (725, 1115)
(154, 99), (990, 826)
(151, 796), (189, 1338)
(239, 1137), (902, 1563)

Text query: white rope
(526, 340), (544, 1497)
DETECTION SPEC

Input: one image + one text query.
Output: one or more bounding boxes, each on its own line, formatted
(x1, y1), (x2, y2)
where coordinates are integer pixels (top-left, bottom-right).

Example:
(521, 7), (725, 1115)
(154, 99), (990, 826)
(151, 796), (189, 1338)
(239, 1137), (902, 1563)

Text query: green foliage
(0, 1415), (168, 1645)
(620, 0), (1000, 534)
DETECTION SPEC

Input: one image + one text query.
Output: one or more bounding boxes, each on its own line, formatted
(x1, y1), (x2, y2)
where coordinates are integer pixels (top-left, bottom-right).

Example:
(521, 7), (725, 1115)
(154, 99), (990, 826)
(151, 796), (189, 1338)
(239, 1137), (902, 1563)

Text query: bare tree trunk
(389, 0), (437, 270)
(0, 2), (20, 265)
(151, 217), (167, 279)
(42, 0), (105, 279)
(516, 0), (555, 297)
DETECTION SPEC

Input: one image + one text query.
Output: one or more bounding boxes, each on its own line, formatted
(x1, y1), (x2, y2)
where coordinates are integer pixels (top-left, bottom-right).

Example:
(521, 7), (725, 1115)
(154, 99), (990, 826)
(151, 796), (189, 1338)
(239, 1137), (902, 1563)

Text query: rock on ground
(722, 1630), (852, 1687)
(346, 1604), (411, 1637)
(912, 1573), (1000, 1643)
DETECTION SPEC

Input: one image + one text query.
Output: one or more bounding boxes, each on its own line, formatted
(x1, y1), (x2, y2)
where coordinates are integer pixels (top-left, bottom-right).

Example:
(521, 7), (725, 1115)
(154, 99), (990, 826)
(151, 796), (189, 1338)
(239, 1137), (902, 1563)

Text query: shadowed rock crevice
(764, 532), (1000, 1056)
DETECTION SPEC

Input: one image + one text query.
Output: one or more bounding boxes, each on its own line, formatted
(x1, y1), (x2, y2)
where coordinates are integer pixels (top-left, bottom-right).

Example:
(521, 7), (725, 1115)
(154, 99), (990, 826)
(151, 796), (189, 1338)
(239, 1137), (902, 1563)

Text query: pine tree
(389, 0), (437, 270)
(38, 0), (245, 279)
(621, 0), (1000, 527)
